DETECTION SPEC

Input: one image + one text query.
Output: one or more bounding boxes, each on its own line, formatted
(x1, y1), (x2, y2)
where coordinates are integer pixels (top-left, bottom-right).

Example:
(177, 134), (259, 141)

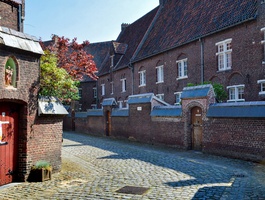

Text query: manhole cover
(116, 186), (150, 195)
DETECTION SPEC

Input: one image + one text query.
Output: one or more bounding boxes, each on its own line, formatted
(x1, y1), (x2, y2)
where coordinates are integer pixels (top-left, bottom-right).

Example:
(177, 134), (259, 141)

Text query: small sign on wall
(137, 107), (142, 111)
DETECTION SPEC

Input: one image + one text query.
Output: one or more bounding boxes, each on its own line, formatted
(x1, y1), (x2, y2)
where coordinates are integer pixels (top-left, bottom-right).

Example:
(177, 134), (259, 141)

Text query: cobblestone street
(1, 131), (265, 200)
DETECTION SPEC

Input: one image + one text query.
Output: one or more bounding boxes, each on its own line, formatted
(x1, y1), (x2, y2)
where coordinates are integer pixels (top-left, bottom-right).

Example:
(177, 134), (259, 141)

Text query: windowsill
(176, 76), (188, 81)
(121, 91), (126, 93)
(139, 84), (146, 88)
(262, 61), (265, 65)
(156, 81), (164, 84)
(227, 99), (245, 102)
(217, 68), (232, 73)
(259, 92), (265, 95)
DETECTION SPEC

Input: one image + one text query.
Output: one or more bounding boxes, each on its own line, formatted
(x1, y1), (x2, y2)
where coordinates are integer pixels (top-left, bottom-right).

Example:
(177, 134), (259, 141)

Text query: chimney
(121, 23), (130, 31)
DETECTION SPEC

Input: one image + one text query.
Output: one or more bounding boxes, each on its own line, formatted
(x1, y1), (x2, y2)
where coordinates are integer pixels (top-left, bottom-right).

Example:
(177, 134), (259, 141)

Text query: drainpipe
(199, 38), (204, 84)
(18, 4), (22, 32)
(128, 61), (134, 95)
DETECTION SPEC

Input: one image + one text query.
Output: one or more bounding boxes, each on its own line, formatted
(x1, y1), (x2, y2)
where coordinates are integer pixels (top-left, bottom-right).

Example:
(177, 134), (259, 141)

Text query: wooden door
(0, 103), (18, 186)
(191, 107), (203, 151)
(105, 111), (111, 136)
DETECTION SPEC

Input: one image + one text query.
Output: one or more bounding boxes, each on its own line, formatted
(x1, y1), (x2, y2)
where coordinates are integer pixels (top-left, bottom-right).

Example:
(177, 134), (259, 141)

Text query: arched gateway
(181, 84), (216, 151)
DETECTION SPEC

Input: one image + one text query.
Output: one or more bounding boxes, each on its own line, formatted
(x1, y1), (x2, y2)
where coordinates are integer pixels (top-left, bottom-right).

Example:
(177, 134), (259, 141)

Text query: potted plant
(28, 160), (52, 182)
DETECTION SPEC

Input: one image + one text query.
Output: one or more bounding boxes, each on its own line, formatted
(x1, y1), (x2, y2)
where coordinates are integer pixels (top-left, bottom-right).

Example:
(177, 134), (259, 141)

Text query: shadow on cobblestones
(62, 131), (265, 199)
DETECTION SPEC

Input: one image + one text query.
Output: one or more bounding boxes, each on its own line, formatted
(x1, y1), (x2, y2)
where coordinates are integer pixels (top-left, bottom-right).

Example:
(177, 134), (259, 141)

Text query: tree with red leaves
(39, 36), (98, 104)
(45, 36), (98, 81)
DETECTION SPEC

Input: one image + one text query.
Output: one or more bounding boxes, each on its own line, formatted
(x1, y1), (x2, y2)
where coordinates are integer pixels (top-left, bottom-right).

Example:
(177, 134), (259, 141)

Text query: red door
(0, 103), (18, 186)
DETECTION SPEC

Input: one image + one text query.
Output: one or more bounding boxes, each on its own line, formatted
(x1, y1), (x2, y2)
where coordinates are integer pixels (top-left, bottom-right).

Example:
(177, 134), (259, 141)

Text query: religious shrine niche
(4, 57), (18, 88)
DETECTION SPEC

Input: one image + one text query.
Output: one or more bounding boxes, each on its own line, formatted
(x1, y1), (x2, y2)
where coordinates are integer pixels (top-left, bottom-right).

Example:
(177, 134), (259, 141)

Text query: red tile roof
(134, 0), (258, 61)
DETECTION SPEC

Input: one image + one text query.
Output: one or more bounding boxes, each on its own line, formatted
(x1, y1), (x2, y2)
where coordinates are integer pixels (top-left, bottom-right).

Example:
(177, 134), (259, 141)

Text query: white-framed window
(156, 93), (164, 101)
(261, 27), (265, 64)
(93, 87), (97, 98)
(110, 82), (114, 95)
(216, 39), (232, 71)
(227, 84), (245, 102)
(174, 92), (182, 105)
(139, 70), (146, 87)
(121, 78), (126, 92)
(101, 84), (105, 96)
(176, 59), (188, 80)
(257, 79), (265, 95)
(156, 65), (164, 83)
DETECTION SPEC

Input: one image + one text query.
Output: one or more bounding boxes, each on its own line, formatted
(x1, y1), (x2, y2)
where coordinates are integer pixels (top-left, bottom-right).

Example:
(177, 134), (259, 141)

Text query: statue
(5, 66), (13, 86)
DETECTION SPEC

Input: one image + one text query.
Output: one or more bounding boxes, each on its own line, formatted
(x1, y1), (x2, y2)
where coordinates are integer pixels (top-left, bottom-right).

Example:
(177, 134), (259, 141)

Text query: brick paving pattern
(1, 131), (265, 199)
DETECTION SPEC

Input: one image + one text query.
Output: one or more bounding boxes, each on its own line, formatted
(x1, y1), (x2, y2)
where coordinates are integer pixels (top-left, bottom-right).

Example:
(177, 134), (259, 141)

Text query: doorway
(0, 103), (19, 186)
(191, 106), (203, 151)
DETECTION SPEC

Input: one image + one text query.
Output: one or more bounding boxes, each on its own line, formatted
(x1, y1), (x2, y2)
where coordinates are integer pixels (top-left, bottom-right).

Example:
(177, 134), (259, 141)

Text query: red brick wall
(72, 98), (265, 162)
(75, 116), (104, 136)
(203, 118), (265, 162)
(27, 116), (63, 172)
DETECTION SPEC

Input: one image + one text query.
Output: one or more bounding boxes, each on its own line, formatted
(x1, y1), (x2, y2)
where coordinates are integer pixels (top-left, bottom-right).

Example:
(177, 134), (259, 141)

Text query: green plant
(32, 160), (52, 171)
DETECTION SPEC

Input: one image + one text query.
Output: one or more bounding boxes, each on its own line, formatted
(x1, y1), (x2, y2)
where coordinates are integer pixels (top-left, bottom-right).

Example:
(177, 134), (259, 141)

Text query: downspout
(199, 38), (204, 84)
(18, 4), (22, 32)
(128, 61), (134, 95)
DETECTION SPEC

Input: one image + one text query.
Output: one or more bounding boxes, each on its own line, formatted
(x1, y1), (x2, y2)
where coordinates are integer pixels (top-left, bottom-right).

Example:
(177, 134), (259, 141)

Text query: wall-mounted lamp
(2, 112), (5, 117)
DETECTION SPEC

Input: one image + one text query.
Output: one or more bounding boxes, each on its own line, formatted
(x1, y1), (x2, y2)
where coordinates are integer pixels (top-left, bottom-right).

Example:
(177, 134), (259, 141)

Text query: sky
(24, 0), (159, 43)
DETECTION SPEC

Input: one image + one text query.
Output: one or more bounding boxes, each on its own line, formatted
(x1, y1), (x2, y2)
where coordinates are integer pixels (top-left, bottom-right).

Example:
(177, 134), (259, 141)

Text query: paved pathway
(1, 131), (265, 199)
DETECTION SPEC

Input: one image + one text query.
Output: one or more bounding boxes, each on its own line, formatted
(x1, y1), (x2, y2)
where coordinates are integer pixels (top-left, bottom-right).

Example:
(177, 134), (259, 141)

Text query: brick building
(92, 0), (265, 107)
(64, 0), (265, 163)
(0, 0), (67, 186)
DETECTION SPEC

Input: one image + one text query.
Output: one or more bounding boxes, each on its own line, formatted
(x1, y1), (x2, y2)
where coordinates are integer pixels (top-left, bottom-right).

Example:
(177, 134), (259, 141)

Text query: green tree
(39, 50), (80, 104)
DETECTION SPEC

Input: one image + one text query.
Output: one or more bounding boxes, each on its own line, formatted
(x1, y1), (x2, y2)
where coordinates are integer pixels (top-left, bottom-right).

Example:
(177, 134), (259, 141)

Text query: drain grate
(116, 186), (150, 195)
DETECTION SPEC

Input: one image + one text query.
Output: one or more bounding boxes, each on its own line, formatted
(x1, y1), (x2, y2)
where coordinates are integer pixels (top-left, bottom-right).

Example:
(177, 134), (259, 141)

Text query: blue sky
(24, 0), (159, 43)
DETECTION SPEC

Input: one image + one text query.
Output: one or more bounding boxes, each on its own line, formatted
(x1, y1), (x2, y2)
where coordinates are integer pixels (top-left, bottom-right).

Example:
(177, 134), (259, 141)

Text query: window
(156, 65), (164, 83)
(78, 88), (82, 98)
(110, 82), (114, 94)
(216, 39), (232, 71)
(101, 84), (105, 96)
(257, 80), (265, 95)
(139, 70), (146, 87)
(227, 84), (245, 102)
(121, 78), (126, 92)
(177, 59), (188, 80)
(261, 27), (265, 64)
(174, 92), (182, 105)
(93, 87), (97, 98)
(156, 94), (164, 101)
